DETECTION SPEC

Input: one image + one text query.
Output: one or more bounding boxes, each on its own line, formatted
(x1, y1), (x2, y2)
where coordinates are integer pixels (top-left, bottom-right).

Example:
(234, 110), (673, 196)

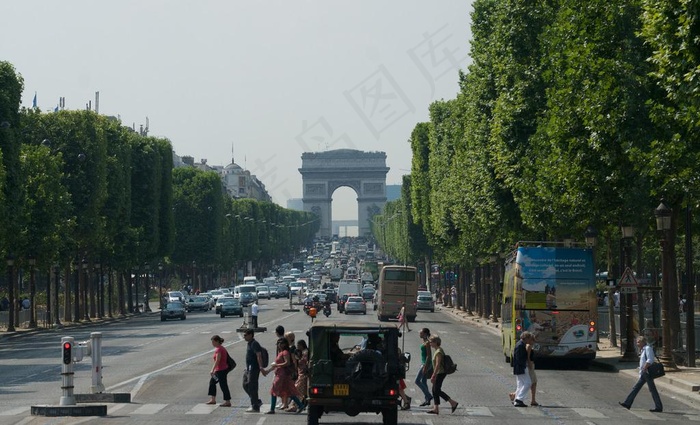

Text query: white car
(257, 286), (271, 300)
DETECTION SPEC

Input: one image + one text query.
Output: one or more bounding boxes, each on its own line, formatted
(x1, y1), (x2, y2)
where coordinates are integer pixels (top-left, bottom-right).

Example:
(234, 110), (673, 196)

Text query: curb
(0, 311), (157, 342)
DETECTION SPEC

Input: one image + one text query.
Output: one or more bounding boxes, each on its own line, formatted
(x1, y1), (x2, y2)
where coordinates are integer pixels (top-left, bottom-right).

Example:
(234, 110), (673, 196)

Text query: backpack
(260, 346), (270, 368)
(226, 352), (237, 372)
(443, 353), (457, 375)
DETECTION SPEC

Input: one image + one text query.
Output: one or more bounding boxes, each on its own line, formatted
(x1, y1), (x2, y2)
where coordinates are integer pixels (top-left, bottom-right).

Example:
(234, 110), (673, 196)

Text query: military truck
(306, 321), (407, 425)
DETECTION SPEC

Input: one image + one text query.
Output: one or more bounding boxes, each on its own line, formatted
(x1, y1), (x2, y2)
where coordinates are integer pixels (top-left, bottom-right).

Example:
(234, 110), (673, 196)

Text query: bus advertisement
(501, 243), (597, 364)
(376, 265), (418, 322)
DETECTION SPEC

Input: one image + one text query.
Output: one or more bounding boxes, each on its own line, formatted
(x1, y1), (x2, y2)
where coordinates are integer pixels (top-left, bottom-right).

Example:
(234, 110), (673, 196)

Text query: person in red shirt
(207, 335), (232, 406)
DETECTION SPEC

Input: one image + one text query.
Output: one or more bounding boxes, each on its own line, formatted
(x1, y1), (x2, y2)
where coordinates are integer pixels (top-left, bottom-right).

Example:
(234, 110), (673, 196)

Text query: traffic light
(62, 341), (72, 364)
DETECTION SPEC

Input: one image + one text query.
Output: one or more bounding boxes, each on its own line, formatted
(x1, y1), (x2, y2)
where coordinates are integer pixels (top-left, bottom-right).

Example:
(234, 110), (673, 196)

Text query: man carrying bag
(619, 336), (663, 413)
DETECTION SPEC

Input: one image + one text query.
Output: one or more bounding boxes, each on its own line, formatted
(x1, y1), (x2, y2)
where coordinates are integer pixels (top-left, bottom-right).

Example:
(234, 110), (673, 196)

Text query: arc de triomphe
(299, 149), (389, 238)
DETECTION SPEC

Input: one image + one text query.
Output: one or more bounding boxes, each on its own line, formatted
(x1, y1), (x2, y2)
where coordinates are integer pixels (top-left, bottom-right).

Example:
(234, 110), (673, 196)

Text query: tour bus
(501, 242), (597, 364)
(376, 265), (418, 322)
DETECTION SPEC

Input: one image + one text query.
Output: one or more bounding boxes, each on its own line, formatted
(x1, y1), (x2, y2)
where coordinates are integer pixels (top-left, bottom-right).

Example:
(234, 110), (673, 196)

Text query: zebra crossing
(2, 402), (695, 421)
(6, 402), (688, 420)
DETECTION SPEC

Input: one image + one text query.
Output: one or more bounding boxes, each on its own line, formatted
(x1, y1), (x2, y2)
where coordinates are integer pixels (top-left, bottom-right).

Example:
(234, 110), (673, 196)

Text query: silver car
(344, 296), (367, 315)
(416, 294), (435, 312)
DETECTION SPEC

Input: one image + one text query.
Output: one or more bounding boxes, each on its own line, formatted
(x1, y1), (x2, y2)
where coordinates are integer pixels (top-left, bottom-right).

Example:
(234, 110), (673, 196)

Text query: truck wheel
(307, 405), (322, 425)
(382, 407), (397, 425)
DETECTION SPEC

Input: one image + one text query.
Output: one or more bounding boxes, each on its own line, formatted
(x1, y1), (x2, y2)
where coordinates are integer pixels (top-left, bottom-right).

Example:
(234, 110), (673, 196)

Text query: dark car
(161, 302), (186, 321)
(306, 321), (407, 425)
(220, 298), (243, 318)
(185, 296), (210, 312)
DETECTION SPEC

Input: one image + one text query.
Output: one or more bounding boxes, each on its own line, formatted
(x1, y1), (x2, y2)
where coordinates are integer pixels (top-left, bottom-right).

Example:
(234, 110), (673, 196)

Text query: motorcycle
(323, 303), (332, 317)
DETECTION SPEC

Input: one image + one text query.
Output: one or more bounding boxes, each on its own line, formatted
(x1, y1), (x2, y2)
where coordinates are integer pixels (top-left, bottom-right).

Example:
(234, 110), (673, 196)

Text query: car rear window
(347, 297), (363, 302)
(418, 295), (432, 301)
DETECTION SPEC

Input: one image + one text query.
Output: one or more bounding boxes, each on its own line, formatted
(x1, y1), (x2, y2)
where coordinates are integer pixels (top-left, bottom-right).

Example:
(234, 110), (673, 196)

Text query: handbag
(647, 361), (665, 379)
(226, 353), (237, 372)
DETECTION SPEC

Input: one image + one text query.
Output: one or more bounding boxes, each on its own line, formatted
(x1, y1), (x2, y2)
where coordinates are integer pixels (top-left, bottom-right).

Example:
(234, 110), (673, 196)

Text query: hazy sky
(1, 1), (473, 220)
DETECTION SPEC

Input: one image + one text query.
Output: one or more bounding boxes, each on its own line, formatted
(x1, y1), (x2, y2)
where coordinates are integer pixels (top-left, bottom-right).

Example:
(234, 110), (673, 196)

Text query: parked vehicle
(220, 298), (244, 318)
(161, 302), (186, 321)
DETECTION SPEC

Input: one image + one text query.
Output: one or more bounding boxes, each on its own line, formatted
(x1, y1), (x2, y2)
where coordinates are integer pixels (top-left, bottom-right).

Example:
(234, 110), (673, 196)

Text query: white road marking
(186, 403), (219, 414)
(0, 406), (29, 416)
(627, 409), (663, 420)
(256, 417), (266, 425)
(572, 408), (607, 418)
(515, 406), (546, 416)
(132, 403), (168, 414)
(105, 311), (299, 398)
(461, 406), (493, 416)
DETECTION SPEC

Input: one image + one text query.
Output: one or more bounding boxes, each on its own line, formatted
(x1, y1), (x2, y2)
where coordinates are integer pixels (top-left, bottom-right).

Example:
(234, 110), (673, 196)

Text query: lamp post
(144, 263), (151, 312)
(54, 263), (62, 326)
(82, 258), (90, 321)
(491, 254), (500, 322)
(655, 202), (679, 370)
(6, 254), (15, 332)
(584, 226), (598, 342)
(95, 261), (102, 318)
(192, 261), (197, 293)
(620, 225), (637, 362)
(158, 263), (163, 309)
(28, 255), (37, 328)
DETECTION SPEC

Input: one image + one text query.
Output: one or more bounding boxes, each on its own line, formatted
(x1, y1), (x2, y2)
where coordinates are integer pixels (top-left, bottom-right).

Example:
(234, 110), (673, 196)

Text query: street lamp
(53, 263), (62, 326)
(82, 258), (90, 321)
(6, 254), (15, 332)
(620, 225), (637, 362)
(28, 254), (37, 328)
(192, 261), (197, 292)
(584, 225), (598, 247)
(94, 261), (102, 318)
(158, 263), (163, 309)
(144, 263), (152, 312)
(490, 254), (500, 322)
(655, 202), (679, 370)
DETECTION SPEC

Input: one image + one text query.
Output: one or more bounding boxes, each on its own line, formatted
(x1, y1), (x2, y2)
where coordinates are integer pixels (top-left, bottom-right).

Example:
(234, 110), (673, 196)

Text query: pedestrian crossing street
(4, 402), (698, 421)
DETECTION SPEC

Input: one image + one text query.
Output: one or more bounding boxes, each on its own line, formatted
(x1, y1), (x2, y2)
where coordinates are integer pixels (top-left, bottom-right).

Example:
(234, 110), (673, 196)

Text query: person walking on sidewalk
(619, 336), (663, 412)
(511, 331), (533, 407)
(206, 335), (232, 407)
(415, 328), (433, 406)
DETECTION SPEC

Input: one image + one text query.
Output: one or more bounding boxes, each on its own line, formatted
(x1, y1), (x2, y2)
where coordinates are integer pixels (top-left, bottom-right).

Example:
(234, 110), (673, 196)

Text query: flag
(32, 92), (37, 108)
(54, 105), (59, 112)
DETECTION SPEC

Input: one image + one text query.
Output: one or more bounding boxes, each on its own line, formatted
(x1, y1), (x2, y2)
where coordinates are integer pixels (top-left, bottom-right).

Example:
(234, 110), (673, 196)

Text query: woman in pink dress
(294, 340), (310, 406)
(261, 338), (305, 414)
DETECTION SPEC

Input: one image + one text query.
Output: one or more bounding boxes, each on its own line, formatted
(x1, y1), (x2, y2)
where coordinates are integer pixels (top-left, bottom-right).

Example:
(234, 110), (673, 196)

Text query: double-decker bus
(501, 242), (597, 364)
(376, 265), (418, 322)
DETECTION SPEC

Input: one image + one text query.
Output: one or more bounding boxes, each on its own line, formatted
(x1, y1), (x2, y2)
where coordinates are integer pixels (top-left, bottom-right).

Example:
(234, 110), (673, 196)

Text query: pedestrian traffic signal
(62, 341), (72, 364)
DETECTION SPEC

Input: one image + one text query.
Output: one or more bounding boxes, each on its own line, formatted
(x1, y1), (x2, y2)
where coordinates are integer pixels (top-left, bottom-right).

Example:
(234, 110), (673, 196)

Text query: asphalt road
(1, 298), (699, 424)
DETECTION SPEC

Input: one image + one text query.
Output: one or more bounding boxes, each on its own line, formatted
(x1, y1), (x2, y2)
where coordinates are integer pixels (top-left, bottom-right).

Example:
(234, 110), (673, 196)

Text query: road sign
(620, 286), (637, 294)
(619, 267), (638, 287)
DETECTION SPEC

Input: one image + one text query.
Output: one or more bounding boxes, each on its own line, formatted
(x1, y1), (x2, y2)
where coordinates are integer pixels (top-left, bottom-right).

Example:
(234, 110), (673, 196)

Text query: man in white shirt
(619, 336), (663, 412)
(250, 301), (259, 328)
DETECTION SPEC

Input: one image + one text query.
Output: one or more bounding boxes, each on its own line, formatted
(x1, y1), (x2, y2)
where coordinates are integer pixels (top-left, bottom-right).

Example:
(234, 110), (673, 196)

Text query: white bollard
(90, 332), (105, 394)
(59, 336), (76, 406)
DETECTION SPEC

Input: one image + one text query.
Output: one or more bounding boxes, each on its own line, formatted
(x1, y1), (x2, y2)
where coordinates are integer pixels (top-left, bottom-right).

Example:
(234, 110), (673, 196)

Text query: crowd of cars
(159, 239), (439, 324)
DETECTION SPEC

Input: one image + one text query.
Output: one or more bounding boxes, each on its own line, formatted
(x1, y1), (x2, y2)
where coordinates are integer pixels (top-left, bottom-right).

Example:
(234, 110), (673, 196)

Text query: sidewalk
(0, 301), (158, 342)
(439, 304), (700, 403)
